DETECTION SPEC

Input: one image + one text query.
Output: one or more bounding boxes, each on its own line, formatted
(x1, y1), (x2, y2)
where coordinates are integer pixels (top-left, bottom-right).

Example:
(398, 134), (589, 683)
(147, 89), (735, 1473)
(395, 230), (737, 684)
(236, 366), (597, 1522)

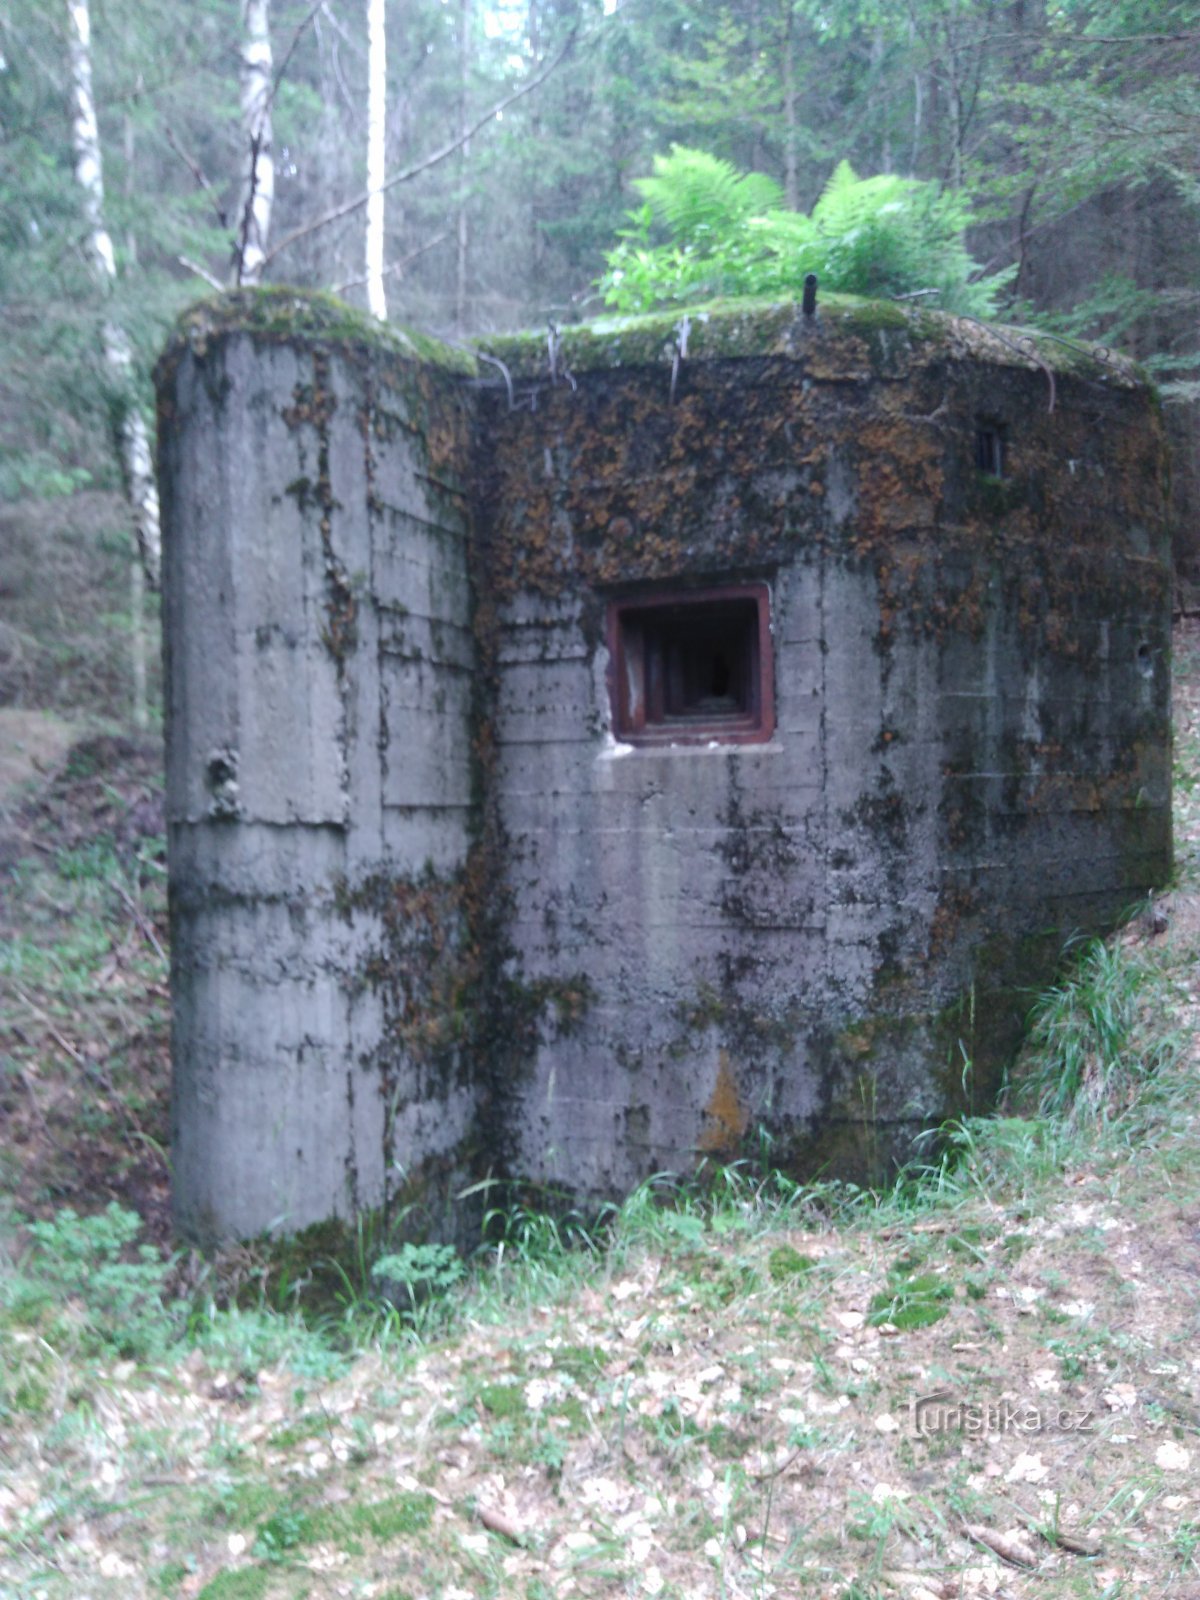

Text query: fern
(634, 145), (784, 240)
(599, 150), (1007, 317)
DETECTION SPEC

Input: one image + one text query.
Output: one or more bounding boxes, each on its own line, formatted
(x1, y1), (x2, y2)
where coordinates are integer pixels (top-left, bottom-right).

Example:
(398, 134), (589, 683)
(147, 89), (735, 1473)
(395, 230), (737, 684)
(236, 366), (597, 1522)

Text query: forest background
(2, 0), (1200, 729)
(4, 18), (1200, 1589)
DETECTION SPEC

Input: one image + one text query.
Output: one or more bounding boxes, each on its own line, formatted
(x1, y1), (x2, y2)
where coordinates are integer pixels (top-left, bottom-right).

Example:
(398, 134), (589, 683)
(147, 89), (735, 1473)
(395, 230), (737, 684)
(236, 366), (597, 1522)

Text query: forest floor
(3, 598), (1200, 1597)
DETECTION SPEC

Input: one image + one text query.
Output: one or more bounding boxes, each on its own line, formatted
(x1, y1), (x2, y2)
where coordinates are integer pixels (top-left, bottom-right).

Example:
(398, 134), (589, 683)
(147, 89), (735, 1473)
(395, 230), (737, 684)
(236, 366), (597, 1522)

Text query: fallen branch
(178, 255), (223, 290)
(11, 1057), (66, 1154)
(750, 1443), (807, 1482)
(14, 987), (87, 1068)
(962, 1523), (1039, 1568)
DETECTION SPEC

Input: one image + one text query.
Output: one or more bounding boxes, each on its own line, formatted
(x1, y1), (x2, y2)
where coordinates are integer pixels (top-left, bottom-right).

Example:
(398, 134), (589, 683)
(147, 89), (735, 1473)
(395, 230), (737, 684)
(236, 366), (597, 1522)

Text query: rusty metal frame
(607, 582), (775, 747)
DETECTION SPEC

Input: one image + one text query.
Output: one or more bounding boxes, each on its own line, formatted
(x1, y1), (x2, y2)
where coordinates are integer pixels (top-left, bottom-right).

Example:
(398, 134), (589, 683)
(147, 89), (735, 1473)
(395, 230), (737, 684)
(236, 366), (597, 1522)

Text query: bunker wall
(475, 321), (1170, 1193)
(159, 323), (478, 1240)
(159, 292), (1172, 1238)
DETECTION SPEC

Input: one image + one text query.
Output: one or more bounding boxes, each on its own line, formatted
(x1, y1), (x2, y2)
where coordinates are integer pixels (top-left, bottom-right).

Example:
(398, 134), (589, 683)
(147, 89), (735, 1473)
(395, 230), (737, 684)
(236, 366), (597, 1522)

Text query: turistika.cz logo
(910, 1389), (1096, 1437)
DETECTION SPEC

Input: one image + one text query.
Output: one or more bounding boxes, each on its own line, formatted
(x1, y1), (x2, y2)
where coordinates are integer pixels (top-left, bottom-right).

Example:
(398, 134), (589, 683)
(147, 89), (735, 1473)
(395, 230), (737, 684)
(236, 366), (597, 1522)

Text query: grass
(4, 1080), (1200, 1597)
(1014, 934), (1187, 1123)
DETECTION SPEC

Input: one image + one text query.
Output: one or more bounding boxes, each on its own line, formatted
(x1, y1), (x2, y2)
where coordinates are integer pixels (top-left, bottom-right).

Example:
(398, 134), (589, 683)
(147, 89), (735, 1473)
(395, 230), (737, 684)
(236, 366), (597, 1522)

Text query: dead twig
(270, 0), (325, 103)
(750, 1443), (806, 1482)
(962, 1523), (1039, 1568)
(113, 879), (167, 966)
(164, 128), (226, 225)
(14, 986), (88, 1067)
(8, 1056), (67, 1154)
(178, 255), (223, 291)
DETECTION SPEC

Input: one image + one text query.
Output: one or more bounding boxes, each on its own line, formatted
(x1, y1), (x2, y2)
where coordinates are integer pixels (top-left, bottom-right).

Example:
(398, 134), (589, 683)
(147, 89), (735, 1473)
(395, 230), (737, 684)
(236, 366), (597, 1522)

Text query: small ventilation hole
(975, 423), (1005, 477)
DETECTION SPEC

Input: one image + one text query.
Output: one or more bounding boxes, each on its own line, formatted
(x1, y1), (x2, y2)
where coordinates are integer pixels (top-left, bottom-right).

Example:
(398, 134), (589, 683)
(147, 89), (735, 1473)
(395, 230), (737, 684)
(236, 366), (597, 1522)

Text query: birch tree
(232, 0), (274, 284)
(454, 0), (470, 332)
(365, 0), (386, 317)
(66, 0), (159, 727)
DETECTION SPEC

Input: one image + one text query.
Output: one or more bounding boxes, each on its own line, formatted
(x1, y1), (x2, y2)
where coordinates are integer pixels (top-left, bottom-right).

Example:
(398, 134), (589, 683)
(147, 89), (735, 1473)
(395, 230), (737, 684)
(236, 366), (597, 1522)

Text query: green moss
(233, 1492), (435, 1568)
(767, 1244), (817, 1282)
(475, 293), (918, 375)
(267, 1412), (329, 1450)
(471, 291), (1143, 383)
(552, 1393), (589, 1433)
(211, 1481), (286, 1530)
(946, 1225), (987, 1256)
(706, 1422), (756, 1460)
(552, 1343), (608, 1379)
(1023, 328), (1143, 385)
(831, 297), (918, 334)
(158, 287), (477, 380)
(477, 1382), (528, 1420)
(153, 1562), (190, 1595)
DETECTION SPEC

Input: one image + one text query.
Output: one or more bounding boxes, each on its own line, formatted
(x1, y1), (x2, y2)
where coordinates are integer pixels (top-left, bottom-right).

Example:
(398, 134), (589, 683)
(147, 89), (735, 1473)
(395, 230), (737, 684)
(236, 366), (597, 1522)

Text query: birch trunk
(527, 0), (544, 294)
(365, 0), (386, 318)
(233, 0), (274, 285)
(455, 0), (471, 332)
(66, 0), (161, 614)
(123, 113), (147, 728)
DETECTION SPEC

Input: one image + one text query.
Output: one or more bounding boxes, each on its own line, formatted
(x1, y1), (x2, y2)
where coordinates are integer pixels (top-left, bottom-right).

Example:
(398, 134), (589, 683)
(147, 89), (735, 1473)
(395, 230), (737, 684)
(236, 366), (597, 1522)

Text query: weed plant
(2, 1202), (184, 1365)
(1015, 933), (1186, 1124)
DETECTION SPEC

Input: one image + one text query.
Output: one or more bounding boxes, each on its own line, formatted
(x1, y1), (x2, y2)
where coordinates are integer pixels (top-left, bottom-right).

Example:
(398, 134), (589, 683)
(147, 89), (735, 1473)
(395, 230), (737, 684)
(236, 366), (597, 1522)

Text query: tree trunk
(528, 0), (544, 297)
(873, 26), (892, 173)
(232, 0), (274, 285)
(123, 110), (147, 728)
(366, 0), (386, 318)
(455, 0), (471, 332)
(782, 2), (798, 210)
(910, 68), (924, 176)
(66, 0), (161, 607)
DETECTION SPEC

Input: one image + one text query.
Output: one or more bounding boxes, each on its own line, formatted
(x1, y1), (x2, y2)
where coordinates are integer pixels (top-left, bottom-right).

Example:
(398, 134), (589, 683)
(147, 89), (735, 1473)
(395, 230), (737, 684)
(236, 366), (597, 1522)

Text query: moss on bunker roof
(474, 293), (1145, 386)
(158, 285), (1145, 391)
(160, 286), (477, 376)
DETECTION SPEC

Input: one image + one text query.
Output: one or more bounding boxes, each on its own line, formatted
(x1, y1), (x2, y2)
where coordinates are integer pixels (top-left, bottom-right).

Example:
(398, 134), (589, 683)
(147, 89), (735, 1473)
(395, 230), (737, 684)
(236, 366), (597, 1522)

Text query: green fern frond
(635, 145), (784, 242)
(599, 147), (1003, 317)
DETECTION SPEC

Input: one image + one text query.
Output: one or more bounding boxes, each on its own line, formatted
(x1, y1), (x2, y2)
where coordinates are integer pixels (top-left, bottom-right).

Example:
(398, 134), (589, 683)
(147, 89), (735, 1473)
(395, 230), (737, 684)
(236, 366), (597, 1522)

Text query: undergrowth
(1014, 933), (1186, 1123)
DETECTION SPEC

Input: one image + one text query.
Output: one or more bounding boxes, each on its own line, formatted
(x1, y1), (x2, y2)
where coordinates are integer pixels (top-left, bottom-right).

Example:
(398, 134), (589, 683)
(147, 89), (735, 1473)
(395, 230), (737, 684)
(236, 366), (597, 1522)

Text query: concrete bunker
(156, 289), (1172, 1242)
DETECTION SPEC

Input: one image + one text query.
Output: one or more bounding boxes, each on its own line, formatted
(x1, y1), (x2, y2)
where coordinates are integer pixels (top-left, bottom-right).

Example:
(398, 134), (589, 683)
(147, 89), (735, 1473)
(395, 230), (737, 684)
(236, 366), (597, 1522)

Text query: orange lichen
(698, 1050), (750, 1153)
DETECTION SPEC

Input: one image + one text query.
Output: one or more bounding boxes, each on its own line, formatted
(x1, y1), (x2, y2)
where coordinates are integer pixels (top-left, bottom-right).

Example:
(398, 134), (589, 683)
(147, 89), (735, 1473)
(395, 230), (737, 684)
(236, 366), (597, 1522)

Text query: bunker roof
(159, 285), (1149, 395)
